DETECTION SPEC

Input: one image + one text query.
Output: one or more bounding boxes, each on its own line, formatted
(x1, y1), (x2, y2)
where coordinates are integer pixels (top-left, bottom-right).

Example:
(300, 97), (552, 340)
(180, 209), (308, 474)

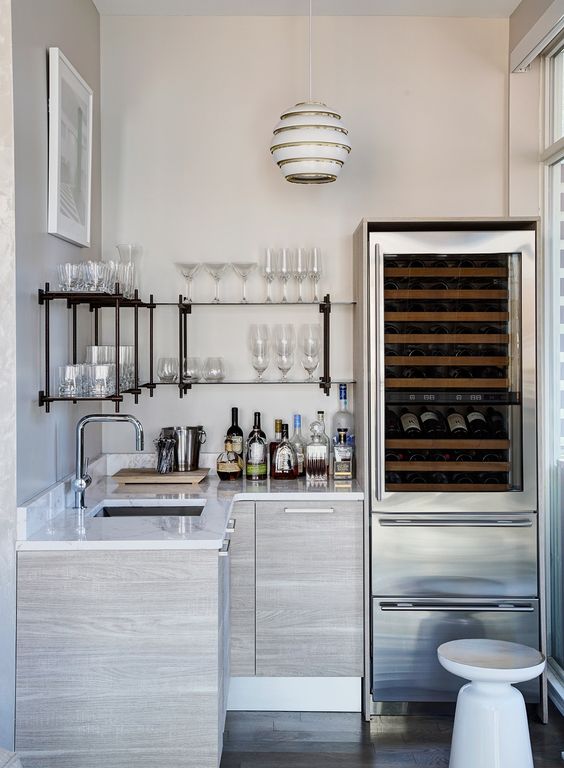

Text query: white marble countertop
(17, 462), (364, 551)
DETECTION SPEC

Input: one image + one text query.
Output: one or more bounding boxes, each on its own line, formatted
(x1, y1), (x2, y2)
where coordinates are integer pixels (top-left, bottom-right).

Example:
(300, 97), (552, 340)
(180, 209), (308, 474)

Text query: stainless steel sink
(95, 505), (204, 517)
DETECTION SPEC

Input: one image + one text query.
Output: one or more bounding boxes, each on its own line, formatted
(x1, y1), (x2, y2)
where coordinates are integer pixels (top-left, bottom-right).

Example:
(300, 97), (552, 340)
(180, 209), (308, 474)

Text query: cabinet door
(229, 501), (256, 675)
(255, 501), (363, 677)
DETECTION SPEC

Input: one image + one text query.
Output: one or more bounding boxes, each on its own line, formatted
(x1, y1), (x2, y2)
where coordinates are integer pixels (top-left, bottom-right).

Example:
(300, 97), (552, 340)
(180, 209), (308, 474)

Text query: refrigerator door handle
(370, 238), (385, 502)
(378, 516), (533, 528)
(379, 602), (535, 612)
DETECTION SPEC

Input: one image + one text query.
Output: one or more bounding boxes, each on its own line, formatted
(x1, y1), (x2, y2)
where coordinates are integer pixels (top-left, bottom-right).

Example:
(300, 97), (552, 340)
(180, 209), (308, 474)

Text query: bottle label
(246, 462), (267, 477)
(249, 443), (264, 463)
(421, 412), (439, 423)
(467, 412), (486, 424)
(400, 413), (421, 432)
(218, 460), (241, 473)
(230, 435), (243, 454)
(334, 460), (352, 478)
(448, 413), (467, 431)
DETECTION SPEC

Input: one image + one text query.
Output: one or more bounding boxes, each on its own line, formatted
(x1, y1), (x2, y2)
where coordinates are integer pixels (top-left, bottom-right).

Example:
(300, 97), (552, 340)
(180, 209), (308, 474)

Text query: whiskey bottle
(217, 438), (243, 481)
(271, 424), (298, 480)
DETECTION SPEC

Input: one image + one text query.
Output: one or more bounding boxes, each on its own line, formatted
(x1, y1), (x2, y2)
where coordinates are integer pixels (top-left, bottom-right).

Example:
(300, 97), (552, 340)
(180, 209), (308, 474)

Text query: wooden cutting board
(112, 468), (209, 485)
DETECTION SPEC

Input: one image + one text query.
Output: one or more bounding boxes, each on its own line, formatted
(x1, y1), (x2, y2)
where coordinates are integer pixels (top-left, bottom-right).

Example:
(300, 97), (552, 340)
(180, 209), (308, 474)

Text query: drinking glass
(232, 262), (257, 303)
(273, 324), (296, 381)
(205, 263), (229, 303)
(276, 248), (294, 303)
(120, 346), (135, 390)
(176, 262), (201, 303)
(249, 324), (270, 380)
(116, 243), (142, 297)
(300, 324), (321, 380)
(294, 248), (309, 302)
(203, 357), (225, 381)
(57, 263), (82, 292)
(308, 247), (322, 302)
(183, 356), (202, 383)
(87, 364), (116, 397)
(58, 365), (79, 396)
(264, 248), (278, 303)
(157, 357), (179, 383)
(301, 354), (319, 380)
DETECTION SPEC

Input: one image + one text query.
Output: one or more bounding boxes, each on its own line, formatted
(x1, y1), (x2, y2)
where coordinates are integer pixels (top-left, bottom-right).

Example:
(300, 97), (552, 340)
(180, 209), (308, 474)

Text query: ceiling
(92, 0), (522, 17)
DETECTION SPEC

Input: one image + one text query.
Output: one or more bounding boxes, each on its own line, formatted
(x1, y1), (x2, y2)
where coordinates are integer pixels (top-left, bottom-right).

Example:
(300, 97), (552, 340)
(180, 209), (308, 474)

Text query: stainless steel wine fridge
(352, 219), (543, 716)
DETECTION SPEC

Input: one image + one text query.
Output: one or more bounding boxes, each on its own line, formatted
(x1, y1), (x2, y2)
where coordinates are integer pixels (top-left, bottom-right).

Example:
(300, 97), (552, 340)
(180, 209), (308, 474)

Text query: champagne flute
(176, 262), (201, 303)
(205, 262), (228, 303)
(264, 248), (278, 303)
(277, 248), (294, 303)
(249, 324), (270, 380)
(308, 247), (322, 302)
(232, 262), (257, 303)
(294, 247), (309, 302)
(300, 324), (321, 380)
(273, 324), (296, 380)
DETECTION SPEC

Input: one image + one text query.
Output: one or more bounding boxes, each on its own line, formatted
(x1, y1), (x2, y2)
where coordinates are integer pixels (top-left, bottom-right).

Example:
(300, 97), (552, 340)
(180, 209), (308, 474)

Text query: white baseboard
(227, 677), (362, 712)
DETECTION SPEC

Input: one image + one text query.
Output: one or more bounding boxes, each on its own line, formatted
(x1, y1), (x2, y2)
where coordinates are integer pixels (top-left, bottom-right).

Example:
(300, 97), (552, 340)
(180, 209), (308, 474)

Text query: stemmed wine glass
(205, 262), (229, 303)
(300, 324), (321, 381)
(264, 248), (278, 303)
(232, 262), (257, 303)
(276, 248), (294, 303)
(308, 247), (322, 302)
(294, 248), (309, 303)
(249, 324), (270, 381)
(176, 262), (201, 303)
(273, 324), (296, 381)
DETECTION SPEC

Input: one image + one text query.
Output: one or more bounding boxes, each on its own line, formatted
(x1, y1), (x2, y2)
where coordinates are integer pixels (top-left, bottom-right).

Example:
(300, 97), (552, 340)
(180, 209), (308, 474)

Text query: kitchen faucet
(73, 414), (144, 509)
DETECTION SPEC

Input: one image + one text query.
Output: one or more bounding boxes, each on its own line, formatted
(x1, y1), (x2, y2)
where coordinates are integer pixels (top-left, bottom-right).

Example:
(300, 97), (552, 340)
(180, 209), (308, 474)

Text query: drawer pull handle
(227, 518), (236, 530)
(219, 539), (230, 555)
(283, 508), (334, 514)
(379, 517), (532, 528)
(379, 602), (535, 612)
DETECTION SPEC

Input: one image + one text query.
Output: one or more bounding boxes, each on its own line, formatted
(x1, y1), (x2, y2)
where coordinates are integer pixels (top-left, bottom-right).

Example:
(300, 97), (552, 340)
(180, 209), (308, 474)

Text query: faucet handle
(83, 457), (92, 489)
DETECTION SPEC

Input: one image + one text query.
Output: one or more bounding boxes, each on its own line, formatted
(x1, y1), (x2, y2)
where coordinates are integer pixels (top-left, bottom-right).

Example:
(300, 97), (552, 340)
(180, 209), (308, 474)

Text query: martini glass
(232, 262), (257, 303)
(176, 262), (201, 303)
(205, 262), (229, 302)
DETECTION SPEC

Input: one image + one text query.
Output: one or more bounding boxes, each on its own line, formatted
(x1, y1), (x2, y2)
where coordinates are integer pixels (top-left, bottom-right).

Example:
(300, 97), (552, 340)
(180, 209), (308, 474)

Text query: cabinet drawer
(229, 502), (255, 676)
(255, 500), (363, 677)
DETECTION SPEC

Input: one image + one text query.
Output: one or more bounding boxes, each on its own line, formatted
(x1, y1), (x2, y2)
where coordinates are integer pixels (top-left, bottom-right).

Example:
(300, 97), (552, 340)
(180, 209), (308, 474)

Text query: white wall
(12, 0), (102, 504)
(101, 15), (510, 452)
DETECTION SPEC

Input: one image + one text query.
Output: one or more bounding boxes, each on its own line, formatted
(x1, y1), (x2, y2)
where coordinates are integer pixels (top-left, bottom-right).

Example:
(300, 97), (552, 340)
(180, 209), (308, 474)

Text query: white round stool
(437, 639), (545, 768)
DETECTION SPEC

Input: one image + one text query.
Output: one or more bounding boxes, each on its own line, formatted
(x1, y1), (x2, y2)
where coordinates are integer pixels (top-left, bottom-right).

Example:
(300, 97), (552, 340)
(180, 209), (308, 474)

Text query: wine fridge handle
(370, 239), (385, 502)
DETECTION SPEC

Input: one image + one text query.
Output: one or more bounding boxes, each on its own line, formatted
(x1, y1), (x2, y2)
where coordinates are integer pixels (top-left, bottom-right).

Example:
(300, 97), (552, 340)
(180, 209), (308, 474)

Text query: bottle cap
(274, 418), (283, 432)
(294, 414), (301, 428)
(281, 423), (289, 438)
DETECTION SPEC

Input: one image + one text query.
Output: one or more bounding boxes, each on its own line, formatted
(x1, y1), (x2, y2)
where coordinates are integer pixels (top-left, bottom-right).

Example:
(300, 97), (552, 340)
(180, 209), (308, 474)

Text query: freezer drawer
(372, 597), (540, 702)
(372, 513), (537, 597)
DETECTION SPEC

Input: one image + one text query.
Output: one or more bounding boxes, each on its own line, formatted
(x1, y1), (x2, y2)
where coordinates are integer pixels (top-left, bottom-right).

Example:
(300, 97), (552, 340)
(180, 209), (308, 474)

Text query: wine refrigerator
(353, 220), (542, 713)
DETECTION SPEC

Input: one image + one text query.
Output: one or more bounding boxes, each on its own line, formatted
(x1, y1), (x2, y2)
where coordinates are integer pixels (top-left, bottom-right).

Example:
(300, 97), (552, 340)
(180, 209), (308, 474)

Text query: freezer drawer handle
(379, 517), (533, 528)
(218, 539), (230, 556)
(379, 602), (535, 612)
(283, 507), (334, 514)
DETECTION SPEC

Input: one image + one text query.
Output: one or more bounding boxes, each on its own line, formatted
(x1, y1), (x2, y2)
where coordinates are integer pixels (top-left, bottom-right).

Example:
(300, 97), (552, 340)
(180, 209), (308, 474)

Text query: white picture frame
(47, 47), (93, 247)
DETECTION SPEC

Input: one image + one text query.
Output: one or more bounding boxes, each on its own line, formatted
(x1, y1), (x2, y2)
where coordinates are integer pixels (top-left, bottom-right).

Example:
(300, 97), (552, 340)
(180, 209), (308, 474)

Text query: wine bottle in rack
(449, 367), (473, 379)
(487, 407), (507, 437)
(420, 408), (447, 436)
(385, 451), (406, 461)
(400, 408), (422, 436)
(384, 279), (400, 290)
(408, 452), (427, 462)
(452, 472), (473, 484)
(431, 472), (449, 484)
(385, 409), (402, 436)
(447, 409), (469, 436)
(481, 452), (502, 462)
(407, 345), (426, 357)
(385, 472), (403, 484)
(430, 323), (450, 334)
(385, 323), (401, 335)
(402, 367), (427, 379)
(480, 366), (505, 379)
(479, 324), (503, 335)
(466, 408), (490, 437)
(405, 324), (424, 335)
(405, 473), (426, 484)
(455, 452), (475, 462)
(477, 473), (503, 484)
(430, 451), (452, 462)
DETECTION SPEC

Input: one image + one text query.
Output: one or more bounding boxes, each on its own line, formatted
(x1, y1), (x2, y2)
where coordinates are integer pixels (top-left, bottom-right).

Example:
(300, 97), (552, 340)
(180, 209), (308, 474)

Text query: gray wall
(12, 0), (102, 504)
(0, 0), (18, 749)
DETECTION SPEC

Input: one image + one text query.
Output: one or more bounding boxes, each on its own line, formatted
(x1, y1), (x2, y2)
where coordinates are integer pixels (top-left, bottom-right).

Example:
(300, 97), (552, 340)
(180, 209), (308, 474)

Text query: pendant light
(270, 0), (351, 184)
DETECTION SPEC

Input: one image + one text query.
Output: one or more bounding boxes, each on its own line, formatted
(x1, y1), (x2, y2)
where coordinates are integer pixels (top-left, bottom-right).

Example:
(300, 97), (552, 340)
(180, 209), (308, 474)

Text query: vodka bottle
(332, 384), (354, 445)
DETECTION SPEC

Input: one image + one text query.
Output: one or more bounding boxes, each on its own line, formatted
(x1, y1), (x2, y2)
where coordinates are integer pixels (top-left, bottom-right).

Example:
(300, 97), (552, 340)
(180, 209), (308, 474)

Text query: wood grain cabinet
(255, 501), (364, 677)
(15, 549), (228, 768)
(229, 501), (256, 676)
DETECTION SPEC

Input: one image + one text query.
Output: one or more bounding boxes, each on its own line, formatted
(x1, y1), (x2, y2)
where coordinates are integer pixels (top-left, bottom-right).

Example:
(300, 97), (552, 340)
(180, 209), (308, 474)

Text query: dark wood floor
(220, 706), (564, 767)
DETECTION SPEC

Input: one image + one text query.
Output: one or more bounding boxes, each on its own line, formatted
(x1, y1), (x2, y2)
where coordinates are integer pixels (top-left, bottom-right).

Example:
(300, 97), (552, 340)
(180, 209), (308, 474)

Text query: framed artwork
(47, 47), (93, 247)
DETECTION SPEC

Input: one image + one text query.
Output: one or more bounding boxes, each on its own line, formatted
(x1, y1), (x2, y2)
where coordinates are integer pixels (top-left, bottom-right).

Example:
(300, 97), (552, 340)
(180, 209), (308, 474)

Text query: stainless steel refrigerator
(353, 220), (541, 712)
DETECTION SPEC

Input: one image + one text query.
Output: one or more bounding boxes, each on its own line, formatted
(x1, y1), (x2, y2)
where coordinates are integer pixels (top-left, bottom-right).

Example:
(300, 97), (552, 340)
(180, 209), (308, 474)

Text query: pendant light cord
(308, 0), (312, 101)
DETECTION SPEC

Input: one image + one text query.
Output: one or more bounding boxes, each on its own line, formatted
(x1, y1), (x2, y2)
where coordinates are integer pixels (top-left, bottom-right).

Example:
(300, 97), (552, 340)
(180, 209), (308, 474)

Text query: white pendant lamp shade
(270, 101), (351, 184)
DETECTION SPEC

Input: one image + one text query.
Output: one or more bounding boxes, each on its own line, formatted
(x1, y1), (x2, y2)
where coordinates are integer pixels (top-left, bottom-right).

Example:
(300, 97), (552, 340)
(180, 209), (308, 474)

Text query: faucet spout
(73, 414), (145, 510)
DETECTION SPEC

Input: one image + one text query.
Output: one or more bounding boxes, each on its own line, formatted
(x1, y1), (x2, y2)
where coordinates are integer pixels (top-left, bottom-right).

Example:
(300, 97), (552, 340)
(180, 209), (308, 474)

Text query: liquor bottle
(447, 408), (468, 436)
(246, 424), (267, 481)
(306, 421), (329, 482)
(271, 424), (298, 480)
(227, 407), (244, 457)
(400, 408), (422, 436)
(269, 419), (283, 464)
(216, 437), (243, 481)
(248, 411), (266, 442)
(333, 428), (354, 479)
(385, 408), (402, 436)
(420, 408), (447, 436)
(486, 407), (507, 437)
(290, 414), (306, 477)
(316, 410), (331, 456)
(466, 408), (489, 437)
(332, 384), (355, 445)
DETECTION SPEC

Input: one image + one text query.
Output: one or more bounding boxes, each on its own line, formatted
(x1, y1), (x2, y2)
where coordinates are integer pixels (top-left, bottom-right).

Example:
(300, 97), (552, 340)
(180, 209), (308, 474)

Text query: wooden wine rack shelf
(384, 290), (508, 300)
(384, 268), (508, 277)
(385, 461), (510, 472)
(385, 439), (510, 449)
(386, 483), (510, 492)
(384, 334), (509, 344)
(386, 378), (508, 388)
(385, 312), (509, 322)
(385, 356), (508, 366)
